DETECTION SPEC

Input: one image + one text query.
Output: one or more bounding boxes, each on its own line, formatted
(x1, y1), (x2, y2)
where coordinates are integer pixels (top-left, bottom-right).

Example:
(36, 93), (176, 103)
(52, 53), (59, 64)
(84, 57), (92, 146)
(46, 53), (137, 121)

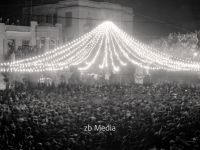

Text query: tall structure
(23, 0), (134, 43)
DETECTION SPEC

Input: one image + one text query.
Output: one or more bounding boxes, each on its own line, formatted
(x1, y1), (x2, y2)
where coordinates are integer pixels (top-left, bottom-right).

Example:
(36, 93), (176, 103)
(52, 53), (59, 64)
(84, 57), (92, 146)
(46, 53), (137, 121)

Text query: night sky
(1, 0), (200, 41)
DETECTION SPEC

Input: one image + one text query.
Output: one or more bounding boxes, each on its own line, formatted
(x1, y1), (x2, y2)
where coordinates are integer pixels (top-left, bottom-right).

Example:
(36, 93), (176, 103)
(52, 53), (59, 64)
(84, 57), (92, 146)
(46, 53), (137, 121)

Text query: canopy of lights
(0, 21), (200, 73)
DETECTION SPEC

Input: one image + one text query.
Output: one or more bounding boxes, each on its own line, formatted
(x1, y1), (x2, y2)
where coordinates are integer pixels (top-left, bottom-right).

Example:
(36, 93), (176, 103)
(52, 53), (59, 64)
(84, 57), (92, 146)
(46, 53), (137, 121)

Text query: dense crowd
(0, 82), (200, 150)
(15, 46), (40, 59)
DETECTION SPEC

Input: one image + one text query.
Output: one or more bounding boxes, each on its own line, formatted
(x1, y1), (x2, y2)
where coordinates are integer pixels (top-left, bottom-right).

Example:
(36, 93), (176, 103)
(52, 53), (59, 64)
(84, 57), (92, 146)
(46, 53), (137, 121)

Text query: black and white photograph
(1, 0), (200, 149)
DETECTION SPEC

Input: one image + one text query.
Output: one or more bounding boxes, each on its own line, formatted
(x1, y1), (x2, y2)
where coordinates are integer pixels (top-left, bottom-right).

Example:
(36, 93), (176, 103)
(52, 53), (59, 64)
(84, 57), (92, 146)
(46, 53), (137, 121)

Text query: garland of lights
(111, 23), (200, 71)
(78, 31), (105, 71)
(109, 28), (174, 71)
(1, 21), (200, 73)
(73, 29), (103, 66)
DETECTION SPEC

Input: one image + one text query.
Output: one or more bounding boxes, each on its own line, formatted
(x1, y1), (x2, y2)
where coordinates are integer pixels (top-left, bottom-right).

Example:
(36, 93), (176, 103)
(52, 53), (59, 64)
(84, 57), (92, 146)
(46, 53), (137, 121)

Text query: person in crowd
(16, 19), (20, 26)
(5, 18), (10, 25)
(0, 81), (200, 150)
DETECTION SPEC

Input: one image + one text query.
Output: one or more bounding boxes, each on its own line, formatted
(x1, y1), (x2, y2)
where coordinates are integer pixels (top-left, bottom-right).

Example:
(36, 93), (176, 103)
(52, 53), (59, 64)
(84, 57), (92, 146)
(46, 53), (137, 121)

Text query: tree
(150, 31), (200, 60)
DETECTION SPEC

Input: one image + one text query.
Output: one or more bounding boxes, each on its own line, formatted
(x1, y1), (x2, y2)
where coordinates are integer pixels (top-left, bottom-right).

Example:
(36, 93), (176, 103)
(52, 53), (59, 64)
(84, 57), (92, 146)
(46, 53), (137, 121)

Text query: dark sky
(1, 0), (200, 41)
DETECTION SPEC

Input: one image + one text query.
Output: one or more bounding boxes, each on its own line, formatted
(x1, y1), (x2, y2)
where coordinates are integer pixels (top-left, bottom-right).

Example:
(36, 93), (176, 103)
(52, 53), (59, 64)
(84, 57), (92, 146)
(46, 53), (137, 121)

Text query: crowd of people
(0, 17), (21, 25)
(0, 81), (200, 150)
(15, 46), (40, 59)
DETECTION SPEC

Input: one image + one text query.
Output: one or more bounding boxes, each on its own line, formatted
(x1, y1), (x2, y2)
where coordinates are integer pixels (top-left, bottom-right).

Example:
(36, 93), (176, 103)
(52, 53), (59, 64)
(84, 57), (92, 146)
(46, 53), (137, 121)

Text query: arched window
(49, 39), (56, 50)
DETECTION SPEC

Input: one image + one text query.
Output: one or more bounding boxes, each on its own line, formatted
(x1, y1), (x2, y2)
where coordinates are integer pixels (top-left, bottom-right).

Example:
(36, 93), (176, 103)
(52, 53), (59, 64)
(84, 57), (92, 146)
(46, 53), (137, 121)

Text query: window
(53, 14), (57, 24)
(21, 40), (30, 54)
(46, 15), (53, 24)
(65, 12), (72, 27)
(7, 39), (15, 54)
(40, 38), (46, 51)
(38, 15), (46, 24)
(22, 40), (30, 47)
(49, 39), (56, 50)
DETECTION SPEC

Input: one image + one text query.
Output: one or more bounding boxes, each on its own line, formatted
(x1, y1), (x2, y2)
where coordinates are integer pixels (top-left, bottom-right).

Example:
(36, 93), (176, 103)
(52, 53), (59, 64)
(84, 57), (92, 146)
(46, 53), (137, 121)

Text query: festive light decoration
(1, 21), (200, 73)
(78, 31), (105, 71)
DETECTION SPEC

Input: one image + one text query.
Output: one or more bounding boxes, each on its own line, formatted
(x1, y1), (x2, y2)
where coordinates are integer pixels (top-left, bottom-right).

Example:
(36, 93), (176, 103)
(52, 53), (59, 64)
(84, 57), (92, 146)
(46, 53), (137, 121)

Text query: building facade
(0, 0), (134, 84)
(0, 21), (62, 61)
(23, 0), (134, 43)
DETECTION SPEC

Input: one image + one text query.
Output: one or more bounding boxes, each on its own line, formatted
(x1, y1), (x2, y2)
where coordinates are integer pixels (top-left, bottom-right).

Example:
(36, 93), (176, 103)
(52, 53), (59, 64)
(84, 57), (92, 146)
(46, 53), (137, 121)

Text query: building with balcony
(0, 21), (62, 61)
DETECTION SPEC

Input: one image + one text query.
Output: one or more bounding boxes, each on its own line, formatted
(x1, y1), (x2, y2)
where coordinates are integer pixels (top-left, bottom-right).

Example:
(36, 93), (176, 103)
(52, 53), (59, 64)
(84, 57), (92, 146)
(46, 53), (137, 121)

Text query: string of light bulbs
(1, 21), (200, 73)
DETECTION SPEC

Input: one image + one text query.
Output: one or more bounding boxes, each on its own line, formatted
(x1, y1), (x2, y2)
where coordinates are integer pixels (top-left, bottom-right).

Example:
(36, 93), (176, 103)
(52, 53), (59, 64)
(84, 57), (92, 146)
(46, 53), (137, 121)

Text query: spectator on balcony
(5, 18), (10, 25)
(16, 19), (20, 26)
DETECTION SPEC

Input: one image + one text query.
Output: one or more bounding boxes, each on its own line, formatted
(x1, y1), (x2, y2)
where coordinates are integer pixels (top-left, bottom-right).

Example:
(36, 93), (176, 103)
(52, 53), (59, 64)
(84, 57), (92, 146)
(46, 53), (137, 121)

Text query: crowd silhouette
(0, 82), (200, 150)
(0, 17), (21, 25)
